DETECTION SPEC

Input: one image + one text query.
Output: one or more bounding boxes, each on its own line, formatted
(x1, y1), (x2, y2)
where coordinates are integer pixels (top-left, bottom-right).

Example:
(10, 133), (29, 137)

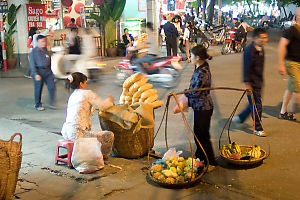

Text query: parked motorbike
(202, 24), (227, 46)
(221, 30), (243, 55)
(115, 53), (182, 88)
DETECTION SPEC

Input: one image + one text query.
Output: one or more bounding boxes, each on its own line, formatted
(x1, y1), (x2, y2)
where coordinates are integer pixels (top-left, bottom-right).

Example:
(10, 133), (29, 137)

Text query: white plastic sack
(71, 138), (104, 174)
(162, 148), (183, 161)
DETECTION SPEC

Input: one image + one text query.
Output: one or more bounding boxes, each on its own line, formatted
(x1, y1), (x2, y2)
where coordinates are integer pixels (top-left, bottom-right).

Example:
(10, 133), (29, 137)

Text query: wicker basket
(99, 116), (154, 158)
(148, 164), (207, 188)
(220, 145), (267, 165)
(0, 133), (22, 200)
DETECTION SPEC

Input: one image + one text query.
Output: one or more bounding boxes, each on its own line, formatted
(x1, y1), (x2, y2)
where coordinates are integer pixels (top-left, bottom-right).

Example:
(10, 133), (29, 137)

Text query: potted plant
(106, 40), (118, 57)
(5, 4), (20, 69)
(90, 0), (126, 57)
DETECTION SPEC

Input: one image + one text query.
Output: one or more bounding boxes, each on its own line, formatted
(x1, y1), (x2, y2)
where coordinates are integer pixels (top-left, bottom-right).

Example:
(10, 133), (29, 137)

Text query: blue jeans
(238, 89), (263, 131)
(33, 69), (56, 108)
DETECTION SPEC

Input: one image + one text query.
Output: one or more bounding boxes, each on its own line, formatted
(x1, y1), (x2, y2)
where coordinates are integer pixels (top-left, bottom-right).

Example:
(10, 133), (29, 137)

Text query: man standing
(30, 35), (56, 111)
(278, 8), (300, 121)
(233, 28), (268, 137)
(163, 15), (179, 56)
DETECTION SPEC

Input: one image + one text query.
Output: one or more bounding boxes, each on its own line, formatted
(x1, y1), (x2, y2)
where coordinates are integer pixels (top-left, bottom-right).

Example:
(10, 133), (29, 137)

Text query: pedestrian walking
(183, 21), (195, 63)
(278, 8), (300, 121)
(29, 35), (56, 111)
(173, 45), (216, 167)
(232, 28), (268, 137)
(163, 15), (179, 56)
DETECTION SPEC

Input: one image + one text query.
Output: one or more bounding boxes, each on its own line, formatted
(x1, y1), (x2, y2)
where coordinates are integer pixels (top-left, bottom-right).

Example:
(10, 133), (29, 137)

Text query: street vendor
(173, 45), (217, 167)
(61, 72), (115, 158)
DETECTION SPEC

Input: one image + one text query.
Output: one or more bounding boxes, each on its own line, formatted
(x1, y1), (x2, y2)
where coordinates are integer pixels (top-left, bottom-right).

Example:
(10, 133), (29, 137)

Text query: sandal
(279, 112), (296, 121)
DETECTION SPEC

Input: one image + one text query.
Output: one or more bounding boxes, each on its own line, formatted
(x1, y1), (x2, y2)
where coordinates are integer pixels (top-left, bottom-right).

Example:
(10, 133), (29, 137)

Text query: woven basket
(0, 133), (22, 200)
(220, 145), (267, 165)
(99, 116), (154, 158)
(148, 165), (206, 188)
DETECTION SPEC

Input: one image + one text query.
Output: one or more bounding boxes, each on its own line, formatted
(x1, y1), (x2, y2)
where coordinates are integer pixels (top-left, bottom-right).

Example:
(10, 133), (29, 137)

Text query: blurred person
(232, 28), (269, 137)
(173, 45), (216, 167)
(24, 27), (38, 78)
(81, 28), (98, 58)
(25, 26), (52, 78)
(67, 18), (77, 28)
(29, 35), (56, 111)
(67, 27), (81, 54)
(61, 72), (114, 157)
(131, 22), (160, 73)
(278, 8), (300, 121)
(163, 15), (179, 56)
(183, 21), (195, 62)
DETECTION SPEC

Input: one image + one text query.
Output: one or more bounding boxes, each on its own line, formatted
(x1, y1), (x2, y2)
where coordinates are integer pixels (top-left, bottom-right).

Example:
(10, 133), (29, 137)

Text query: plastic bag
(162, 148), (183, 161)
(71, 138), (104, 174)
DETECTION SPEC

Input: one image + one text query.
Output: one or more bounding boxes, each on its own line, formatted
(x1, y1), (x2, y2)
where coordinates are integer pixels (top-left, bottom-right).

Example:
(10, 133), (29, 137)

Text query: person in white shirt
(61, 72), (115, 157)
(183, 22), (194, 62)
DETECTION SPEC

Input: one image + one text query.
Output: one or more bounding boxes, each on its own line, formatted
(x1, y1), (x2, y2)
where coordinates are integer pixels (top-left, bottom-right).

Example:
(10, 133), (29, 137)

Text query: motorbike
(115, 52), (182, 88)
(221, 30), (243, 55)
(202, 24), (227, 46)
(51, 46), (106, 81)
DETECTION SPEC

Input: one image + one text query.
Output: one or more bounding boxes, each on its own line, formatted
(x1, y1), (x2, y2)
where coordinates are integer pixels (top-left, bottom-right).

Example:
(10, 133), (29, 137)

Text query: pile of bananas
(221, 142), (262, 160)
(150, 156), (204, 184)
(247, 145), (261, 159)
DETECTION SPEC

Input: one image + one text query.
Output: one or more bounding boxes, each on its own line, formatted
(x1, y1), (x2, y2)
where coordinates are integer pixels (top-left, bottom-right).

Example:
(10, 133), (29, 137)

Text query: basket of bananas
(148, 148), (207, 188)
(220, 142), (267, 165)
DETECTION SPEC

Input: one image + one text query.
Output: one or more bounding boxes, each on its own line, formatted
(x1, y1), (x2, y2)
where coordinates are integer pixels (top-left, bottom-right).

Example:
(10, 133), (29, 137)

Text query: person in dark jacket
(30, 35), (56, 111)
(232, 28), (268, 137)
(122, 28), (134, 47)
(173, 45), (216, 167)
(163, 15), (179, 56)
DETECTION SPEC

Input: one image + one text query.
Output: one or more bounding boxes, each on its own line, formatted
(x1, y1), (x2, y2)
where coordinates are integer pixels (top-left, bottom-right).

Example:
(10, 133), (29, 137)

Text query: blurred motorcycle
(115, 53), (182, 88)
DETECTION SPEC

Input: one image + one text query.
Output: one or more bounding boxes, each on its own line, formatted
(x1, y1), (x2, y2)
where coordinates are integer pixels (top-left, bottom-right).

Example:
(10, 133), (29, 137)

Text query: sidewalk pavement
(0, 37), (299, 199)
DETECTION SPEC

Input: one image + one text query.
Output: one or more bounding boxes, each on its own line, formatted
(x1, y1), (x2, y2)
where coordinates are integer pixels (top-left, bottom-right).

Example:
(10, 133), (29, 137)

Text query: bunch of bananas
(221, 142), (241, 159)
(247, 145), (261, 159)
(221, 142), (262, 160)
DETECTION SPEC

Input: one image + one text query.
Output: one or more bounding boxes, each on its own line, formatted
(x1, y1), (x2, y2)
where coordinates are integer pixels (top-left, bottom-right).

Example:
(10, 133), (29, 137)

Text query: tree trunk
(207, 0), (215, 25)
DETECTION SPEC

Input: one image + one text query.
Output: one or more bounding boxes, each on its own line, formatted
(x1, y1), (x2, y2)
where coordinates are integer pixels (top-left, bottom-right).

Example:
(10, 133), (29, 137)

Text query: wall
(123, 0), (146, 19)
(8, 0), (29, 55)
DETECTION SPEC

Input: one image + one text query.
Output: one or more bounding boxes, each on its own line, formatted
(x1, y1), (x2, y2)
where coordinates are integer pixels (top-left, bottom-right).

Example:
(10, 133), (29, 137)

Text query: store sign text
(26, 4), (46, 29)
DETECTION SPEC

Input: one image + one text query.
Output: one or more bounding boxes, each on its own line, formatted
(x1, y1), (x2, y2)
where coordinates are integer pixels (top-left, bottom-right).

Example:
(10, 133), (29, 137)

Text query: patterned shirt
(185, 62), (213, 111)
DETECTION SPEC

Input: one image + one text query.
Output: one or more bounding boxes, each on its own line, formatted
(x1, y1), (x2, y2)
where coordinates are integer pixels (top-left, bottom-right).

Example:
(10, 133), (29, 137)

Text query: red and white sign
(26, 4), (46, 30)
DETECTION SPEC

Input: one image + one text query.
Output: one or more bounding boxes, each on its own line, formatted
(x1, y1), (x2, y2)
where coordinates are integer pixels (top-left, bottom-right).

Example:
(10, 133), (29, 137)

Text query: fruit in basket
(179, 157), (185, 162)
(157, 174), (166, 182)
(162, 170), (173, 177)
(185, 172), (196, 181)
(177, 166), (183, 174)
(153, 172), (162, 179)
(170, 167), (177, 173)
(247, 145), (261, 159)
(176, 176), (185, 183)
(151, 164), (162, 172)
(166, 177), (175, 184)
(230, 153), (242, 160)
